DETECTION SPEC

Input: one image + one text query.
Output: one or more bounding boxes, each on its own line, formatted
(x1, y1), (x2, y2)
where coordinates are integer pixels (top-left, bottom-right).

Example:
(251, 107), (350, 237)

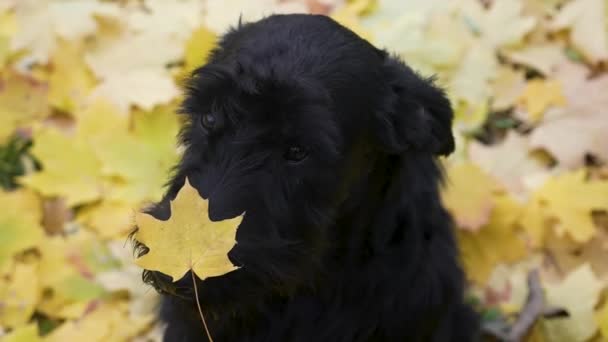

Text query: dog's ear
(374, 55), (454, 156)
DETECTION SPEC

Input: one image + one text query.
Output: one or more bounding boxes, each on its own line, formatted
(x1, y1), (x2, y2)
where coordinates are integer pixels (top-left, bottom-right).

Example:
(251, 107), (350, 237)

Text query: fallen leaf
(10, 0), (119, 64)
(442, 162), (502, 231)
(490, 66), (526, 111)
(517, 79), (566, 122)
(181, 26), (217, 76)
(544, 263), (604, 341)
(505, 43), (568, 75)
(0, 71), (49, 142)
(460, 0), (536, 48)
(534, 170), (608, 243)
(457, 195), (528, 284)
(551, 0), (608, 63)
(0, 261), (40, 328)
(0, 189), (43, 271)
(48, 40), (95, 113)
(2, 323), (41, 342)
(134, 178), (242, 282)
(92, 105), (179, 204)
(77, 201), (134, 239)
(20, 127), (103, 206)
(597, 300), (608, 339)
(469, 131), (547, 195)
(530, 72), (608, 168)
(90, 70), (179, 112)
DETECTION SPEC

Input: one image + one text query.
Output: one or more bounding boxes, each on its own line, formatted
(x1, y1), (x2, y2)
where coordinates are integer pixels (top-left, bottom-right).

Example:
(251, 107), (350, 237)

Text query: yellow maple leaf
(77, 201), (135, 239)
(134, 178), (242, 282)
(20, 127), (103, 206)
(48, 40), (95, 113)
(597, 300), (608, 339)
(0, 71), (49, 142)
(179, 25), (217, 79)
(457, 195), (528, 284)
(517, 79), (566, 122)
(534, 170), (608, 243)
(544, 263), (604, 341)
(36, 231), (110, 319)
(0, 261), (40, 328)
(2, 323), (41, 342)
(91, 105), (179, 204)
(441, 162), (502, 231)
(0, 189), (43, 271)
(519, 196), (550, 247)
(490, 66), (526, 111)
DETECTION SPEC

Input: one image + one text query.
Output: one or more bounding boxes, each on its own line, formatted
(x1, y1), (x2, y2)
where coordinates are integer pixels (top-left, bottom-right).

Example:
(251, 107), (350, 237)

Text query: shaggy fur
(134, 14), (479, 341)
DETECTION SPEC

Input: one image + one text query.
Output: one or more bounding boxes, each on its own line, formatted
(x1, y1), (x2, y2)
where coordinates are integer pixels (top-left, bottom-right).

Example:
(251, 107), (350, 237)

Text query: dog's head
(138, 14), (454, 306)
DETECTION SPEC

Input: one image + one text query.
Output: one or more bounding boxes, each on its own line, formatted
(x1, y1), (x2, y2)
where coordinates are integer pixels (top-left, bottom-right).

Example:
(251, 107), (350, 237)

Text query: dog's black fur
(134, 14), (479, 341)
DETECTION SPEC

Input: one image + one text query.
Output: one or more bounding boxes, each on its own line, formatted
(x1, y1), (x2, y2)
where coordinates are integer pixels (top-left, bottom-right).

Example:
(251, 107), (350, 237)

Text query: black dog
(135, 14), (479, 341)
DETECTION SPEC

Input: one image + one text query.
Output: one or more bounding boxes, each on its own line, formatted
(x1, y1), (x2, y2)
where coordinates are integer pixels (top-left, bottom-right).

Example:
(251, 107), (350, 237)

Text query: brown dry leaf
(41, 197), (72, 235)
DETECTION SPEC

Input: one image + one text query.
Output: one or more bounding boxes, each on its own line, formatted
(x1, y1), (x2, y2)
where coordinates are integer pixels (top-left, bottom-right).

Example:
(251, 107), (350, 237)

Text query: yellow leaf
(2, 323), (41, 342)
(92, 106), (179, 204)
(535, 170), (608, 243)
(519, 196), (550, 247)
(331, 5), (373, 41)
(135, 178), (242, 281)
(517, 79), (566, 122)
(36, 231), (111, 319)
(442, 162), (501, 231)
(0, 190), (43, 271)
(544, 263), (604, 341)
(597, 301), (608, 339)
(48, 40), (95, 113)
(43, 301), (151, 342)
(77, 201), (134, 239)
(0, 261), (40, 328)
(182, 26), (217, 76)
(457, 195), (528, 284)
(20, 128), (102, 206)
(77, 99), (129, 135)
(0, 71), (49, 142)
(490, 66), (526, 111)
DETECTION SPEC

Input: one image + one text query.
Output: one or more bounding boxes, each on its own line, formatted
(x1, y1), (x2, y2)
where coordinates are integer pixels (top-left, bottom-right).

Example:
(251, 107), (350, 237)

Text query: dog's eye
(284, 145), (308, 163)
(201, 113), (216, 130)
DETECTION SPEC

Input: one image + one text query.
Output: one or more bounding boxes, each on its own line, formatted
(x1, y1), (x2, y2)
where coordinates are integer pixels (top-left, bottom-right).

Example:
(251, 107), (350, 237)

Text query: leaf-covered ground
(0, 0), (607, 341)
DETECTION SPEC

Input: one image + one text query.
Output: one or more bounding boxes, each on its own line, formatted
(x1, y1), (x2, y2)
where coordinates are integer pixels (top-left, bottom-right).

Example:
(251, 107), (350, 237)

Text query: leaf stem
(191, 271), (214, 342)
